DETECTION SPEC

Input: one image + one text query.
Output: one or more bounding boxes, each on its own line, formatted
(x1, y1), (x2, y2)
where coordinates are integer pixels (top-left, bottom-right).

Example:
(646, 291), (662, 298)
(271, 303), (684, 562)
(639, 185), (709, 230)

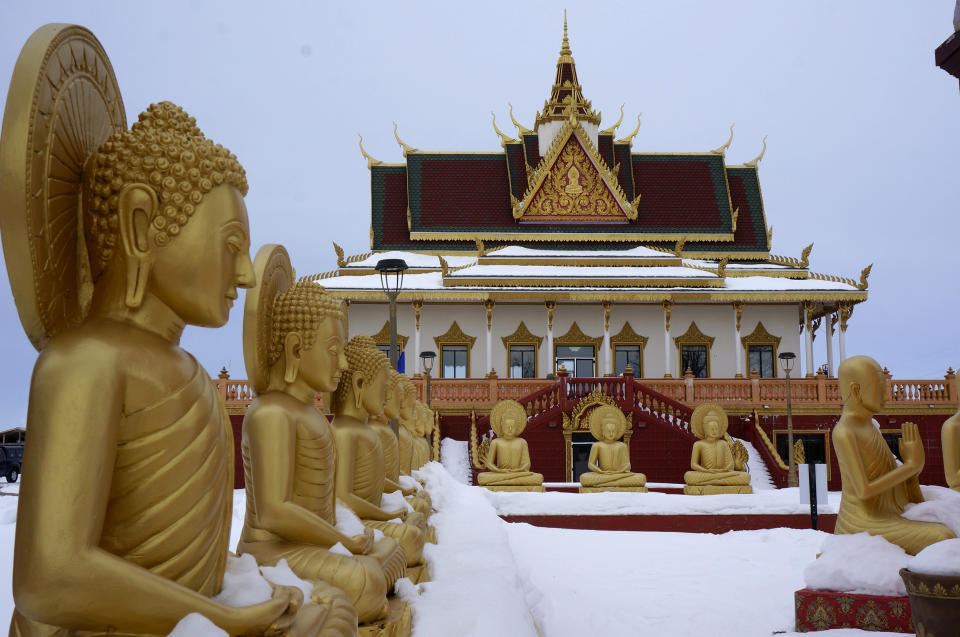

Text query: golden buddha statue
(942, 407), (960, 491)
(236, 245), (408, 625)
(833, 356), (954, 554)
(412, 403), (434, 471)
(579, 405), (647, 492)
(397, 399), (417, 477)
(2, 24), (352, 636)
(477, 400), (545, 492)
(683, 403), (753, 495)
(369, 372), (431, 517)
(331, 336), (427, 570)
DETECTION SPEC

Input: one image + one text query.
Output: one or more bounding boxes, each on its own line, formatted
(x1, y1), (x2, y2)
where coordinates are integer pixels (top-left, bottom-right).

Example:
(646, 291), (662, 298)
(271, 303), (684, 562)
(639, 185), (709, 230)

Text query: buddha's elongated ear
(283, 332), (302, 384)
(352, 373), (365, 411)
(116, 183), (158, 308)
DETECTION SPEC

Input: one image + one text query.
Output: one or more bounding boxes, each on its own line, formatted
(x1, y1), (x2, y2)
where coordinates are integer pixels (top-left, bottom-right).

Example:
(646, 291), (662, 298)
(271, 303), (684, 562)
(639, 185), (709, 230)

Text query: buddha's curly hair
(400, 374), (417, 404)
(84, 101), (248, 276)
(268, 281), (344, 367)
(333, 335), (390, 408)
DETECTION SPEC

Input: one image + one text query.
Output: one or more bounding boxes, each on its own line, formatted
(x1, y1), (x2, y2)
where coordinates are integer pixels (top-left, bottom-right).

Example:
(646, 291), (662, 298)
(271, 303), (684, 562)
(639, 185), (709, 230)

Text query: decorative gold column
(733, 302), (744, 378)
(838, 303), (853, 363)
(825, 310), (836, 377)
(601, 301), (612, 376)
(545, 301), (556, 376)
(662, 300), (673, 378)
(412, 299), (423, 374)
(483, 299), (495, 376)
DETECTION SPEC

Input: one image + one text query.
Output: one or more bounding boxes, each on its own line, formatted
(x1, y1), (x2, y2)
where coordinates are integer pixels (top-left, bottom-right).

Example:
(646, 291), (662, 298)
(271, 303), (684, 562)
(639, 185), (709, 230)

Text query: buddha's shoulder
(37, 321), (164, 372)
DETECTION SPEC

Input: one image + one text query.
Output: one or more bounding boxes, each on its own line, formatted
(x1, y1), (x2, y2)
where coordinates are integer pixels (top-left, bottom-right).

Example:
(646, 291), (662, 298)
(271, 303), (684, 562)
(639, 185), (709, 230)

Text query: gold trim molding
(674, 321), (715, 377)
(501, 321), (544, 379)
(371, 321), (409, 351)
(434, 320), (476, 378)
(554, 321), (603, 351)
(740, 321), (782, 377)
(610, 322), (648, 376)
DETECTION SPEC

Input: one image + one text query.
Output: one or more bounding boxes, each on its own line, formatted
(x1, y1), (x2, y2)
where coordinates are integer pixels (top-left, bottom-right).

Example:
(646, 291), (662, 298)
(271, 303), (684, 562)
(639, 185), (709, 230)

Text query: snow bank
(903, 484), (960, 535)
(167, 613), (227, 637)
(507, 523), (826, 637)
(439, 437), (471, 485)
(486, 487), (841, 516)
(908, 537), (960, 576)
(734, 436), (775, 490)
(212, 554), (274, 607)
(382, 490), (415, 513)
(409, 462), (539, 636)
(260, 559), (313, 603)
(335, 502), (367, 537)
(803, 533), (909, 596)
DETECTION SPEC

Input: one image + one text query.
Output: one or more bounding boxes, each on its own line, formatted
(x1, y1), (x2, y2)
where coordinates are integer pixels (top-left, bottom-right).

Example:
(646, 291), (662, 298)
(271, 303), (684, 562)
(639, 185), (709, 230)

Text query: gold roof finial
(744, 135), (768, 167)
(600, 104), (625, 136)
(710, 124), (735, 155)
(357, 134), (382, 169)
(615, 114), (642, 145)
(392, 121), (418, 157)
(491, 112), (518, 146)
(561, 10), (571, 57)
(508, 103), (533, 135)
(857, 264), (872, 290)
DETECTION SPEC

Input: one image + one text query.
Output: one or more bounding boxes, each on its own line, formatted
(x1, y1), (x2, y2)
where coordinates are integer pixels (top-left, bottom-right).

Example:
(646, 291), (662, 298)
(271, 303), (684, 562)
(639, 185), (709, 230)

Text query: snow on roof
(447, 264), (713, 278)
(346, 251), (475, 269)
(485, 245), (669, 258)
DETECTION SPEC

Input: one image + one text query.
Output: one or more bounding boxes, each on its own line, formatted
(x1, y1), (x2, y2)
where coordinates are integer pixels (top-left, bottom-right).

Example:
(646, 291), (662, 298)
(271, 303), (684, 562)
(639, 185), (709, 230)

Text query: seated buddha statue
(412, 403), (434, 471)
(4, 32), (352, 635)
(833, 356), (954, 554)
(398, 399), (418, 476)
(477, 400), (544, 491)
(369, 371), (431, 517)
(331, 336), (427, 569)
(236, 246), (407, 624)
(683, 403), (753, 494)
(942, 406), (960, 491)
(579, 405), (647, 492)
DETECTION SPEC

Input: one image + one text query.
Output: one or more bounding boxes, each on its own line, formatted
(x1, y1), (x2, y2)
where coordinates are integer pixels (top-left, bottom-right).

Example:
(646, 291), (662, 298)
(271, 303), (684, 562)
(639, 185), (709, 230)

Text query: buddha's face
(398, 388), (414, 421)
(299, 318), (347, 393)
(150, 185), (254, 327)
(860, 366), (887, 412)
(502, 417), (518, 439)
(383, 381), (401, 420)
(704, 416), (721, 441)
(602, 418), (619, 441)
(360, 366), (389, 417)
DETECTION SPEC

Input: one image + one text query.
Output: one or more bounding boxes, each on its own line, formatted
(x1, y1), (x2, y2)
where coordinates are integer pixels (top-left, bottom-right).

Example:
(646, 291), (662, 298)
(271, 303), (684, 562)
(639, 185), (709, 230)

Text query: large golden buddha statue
(397, 399), (418, 477)
(477, 400), (545, 492)
(579, 405), (647, 492)
(833, 356), (954, 554)
(2, 25), (353, 636)
(683, 404), (752, 494)
(941, 406), (960, 491)
(368, 372), (431, 517)
(412, 403), (434, 471)
(331, 336), (427, 570)
(236, 245), (408, 626)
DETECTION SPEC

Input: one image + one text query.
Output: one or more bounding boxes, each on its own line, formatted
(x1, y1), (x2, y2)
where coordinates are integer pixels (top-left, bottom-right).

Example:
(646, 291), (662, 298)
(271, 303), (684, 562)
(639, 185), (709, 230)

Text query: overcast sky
(0, 1), (957, 425)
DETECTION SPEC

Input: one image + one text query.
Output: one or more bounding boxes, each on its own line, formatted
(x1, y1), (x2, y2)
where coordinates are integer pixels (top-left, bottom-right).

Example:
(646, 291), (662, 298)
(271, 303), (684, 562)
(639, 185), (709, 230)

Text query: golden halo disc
(588, 404), (627, 441)
(490, 399), (527, 438)
(243, 244), (294, 394)
(0, 24), (126, 350)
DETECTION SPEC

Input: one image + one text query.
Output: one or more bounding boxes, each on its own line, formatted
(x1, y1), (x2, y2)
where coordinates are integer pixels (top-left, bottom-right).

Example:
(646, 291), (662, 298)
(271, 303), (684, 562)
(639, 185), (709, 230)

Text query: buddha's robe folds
(335, 428), (426, 567)
(371, 422), (431, 517)
(412, 439), (431, 471)
(836, 427), (954, 555)
(580, 442), (647, 488)
(398, 425), (415, 476)
(684, 441), (751, 486)
(477, 439), (543, 486)
(13, 360), (231, 636)
(238, 420), (406, 623)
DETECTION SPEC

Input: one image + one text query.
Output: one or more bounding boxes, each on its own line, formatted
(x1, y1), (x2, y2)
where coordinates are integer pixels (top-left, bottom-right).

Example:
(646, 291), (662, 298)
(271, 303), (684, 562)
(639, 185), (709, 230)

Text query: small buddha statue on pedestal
(236, 245), (408, 626)
(331, 336), (428, 573)
(477, 400), (544, 492)
(579, 405), (647, 493)
(4, 25), (350, 635)
(683, 403), (753, 494)
(833, 356), (954, 554)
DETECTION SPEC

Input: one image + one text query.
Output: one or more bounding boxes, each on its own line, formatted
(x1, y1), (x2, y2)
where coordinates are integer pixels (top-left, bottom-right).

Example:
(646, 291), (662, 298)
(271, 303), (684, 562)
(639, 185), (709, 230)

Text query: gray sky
(0, 1), (957, 425)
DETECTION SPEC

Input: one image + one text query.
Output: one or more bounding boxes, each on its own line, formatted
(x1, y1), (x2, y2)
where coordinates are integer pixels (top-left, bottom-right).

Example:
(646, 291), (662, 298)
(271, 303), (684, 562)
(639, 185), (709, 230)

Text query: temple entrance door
(571, 432), (593, 481)
(556, 346), (596, 377)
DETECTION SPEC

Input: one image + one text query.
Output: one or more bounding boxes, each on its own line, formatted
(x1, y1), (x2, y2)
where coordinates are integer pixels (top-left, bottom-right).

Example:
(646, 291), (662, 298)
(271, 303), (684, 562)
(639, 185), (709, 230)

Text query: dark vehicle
(0, 428), (25, 483)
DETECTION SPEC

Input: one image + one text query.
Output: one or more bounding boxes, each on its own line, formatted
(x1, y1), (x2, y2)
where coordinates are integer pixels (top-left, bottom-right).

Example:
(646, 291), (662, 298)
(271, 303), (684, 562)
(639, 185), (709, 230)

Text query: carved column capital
(412, 299), (423, 330)
(838, 302), (853, 333)
(483, 299), (495, 330)
(601, 301), (612, 331)
(732, 301), (743, 333)
(545, 301), (556, 331)
(661, 300), (673, 332)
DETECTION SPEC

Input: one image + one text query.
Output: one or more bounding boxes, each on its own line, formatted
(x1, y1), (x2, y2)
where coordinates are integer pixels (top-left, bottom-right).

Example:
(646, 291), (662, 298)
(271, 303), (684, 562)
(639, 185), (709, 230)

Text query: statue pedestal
(358, 596), (412, 637)
(683, 485), (752, 495)
(794, 588), (912, 633)
(900, 568), (960, 637)
(579, 486), (648, 493)
(482, 485), (546, 492)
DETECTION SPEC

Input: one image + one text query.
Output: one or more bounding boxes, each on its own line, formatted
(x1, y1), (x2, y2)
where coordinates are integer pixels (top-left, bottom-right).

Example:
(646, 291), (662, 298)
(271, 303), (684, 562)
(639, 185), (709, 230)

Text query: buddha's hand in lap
(345, 530), (374, 555)
(252, 585), (304, 637)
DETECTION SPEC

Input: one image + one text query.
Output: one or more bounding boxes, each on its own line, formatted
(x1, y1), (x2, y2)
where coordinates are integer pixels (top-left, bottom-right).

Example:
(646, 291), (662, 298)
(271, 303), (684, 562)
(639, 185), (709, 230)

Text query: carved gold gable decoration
(433, 320), (476, 349)
(555, 321), (602, 350)
(372, 321), (409, 351)
(501, 321), (544, 348)
(562, 387), (619, 431)
(610, 322), (649, 348)
(673, 321), (715, 348)
(740, 321), (781, 349)
(513, 122), (639, 222)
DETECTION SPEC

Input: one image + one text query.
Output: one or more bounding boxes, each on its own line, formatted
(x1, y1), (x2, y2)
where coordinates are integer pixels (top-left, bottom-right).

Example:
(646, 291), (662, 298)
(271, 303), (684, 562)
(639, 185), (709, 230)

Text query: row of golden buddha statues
(0, 24), (445, 637)
(472, 399), (752, 494)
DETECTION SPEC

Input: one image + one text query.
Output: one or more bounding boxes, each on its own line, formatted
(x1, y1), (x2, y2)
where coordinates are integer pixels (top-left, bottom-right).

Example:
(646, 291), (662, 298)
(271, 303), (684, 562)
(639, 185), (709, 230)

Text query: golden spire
(560, 10), (571, 57)
(534, 12), (600, 129)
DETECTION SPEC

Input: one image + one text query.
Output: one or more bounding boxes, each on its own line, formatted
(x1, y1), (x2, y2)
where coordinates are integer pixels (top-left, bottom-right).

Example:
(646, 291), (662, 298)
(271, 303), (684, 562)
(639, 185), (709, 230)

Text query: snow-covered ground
(0, 471), (912, 636)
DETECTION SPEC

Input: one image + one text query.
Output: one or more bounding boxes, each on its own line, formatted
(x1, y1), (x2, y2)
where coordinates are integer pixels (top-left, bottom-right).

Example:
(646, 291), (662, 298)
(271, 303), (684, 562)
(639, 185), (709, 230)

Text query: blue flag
(397, 351), (405, 374)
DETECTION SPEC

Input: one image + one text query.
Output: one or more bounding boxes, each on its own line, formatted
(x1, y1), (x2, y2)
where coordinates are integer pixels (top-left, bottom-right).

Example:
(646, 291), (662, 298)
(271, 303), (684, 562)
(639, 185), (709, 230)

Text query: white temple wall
(607, 304), (670, 378)
(738, 303), (802, 377)
(490, 304), (549, 378)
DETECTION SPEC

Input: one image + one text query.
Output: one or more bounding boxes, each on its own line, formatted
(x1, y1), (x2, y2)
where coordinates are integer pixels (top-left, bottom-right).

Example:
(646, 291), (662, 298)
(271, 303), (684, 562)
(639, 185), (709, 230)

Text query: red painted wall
(230, 414), (245, 489)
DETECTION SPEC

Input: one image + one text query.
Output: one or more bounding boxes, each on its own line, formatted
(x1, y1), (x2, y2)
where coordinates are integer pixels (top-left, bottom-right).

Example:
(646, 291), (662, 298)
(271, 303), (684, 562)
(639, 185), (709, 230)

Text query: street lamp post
(779, 351), (798, 487)
(375, 258), (408, 434)
(420, 350), (436, 407)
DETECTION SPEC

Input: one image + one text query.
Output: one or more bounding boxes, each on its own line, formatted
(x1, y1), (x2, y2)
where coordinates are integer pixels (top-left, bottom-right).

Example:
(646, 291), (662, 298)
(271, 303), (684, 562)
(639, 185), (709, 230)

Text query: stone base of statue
(793, 588), (912, 633)
(579, 486), (648, 493)
(406, 562), (430, 584)
(899, 568), (960, 637)
(358, 596), (413, 637)
(684, 485), (753, 495)
(482, 485), (546, 492)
